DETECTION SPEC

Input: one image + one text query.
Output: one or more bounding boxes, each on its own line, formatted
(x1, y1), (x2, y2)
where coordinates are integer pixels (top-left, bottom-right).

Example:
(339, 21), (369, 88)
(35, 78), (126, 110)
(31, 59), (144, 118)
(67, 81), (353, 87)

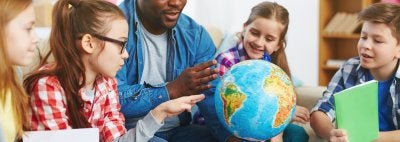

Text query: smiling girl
(216, 1), (309, 142)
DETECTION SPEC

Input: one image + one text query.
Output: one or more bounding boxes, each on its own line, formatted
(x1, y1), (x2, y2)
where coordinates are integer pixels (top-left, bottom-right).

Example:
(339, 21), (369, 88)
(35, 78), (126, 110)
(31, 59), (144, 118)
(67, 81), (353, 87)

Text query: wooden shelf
(322, 33), (360, 39)
(322, 65), (340, 70)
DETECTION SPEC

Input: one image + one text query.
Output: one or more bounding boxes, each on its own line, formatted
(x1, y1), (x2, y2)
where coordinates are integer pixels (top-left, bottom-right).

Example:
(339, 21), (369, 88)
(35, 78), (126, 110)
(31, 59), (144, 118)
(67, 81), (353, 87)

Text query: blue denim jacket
(117, 0), (231, 141)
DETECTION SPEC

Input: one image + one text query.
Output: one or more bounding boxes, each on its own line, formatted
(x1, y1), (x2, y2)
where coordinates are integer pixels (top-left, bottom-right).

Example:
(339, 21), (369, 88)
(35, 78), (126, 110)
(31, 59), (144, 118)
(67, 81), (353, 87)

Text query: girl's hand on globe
(292, 105), (310, 124)
(151, 94), (205, 124)
(329, 129), (348, 142)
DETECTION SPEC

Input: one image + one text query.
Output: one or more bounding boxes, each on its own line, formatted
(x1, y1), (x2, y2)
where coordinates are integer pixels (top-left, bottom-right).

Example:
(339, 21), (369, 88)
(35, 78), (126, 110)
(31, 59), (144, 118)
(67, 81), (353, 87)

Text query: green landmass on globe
(221, 82), (247, 125)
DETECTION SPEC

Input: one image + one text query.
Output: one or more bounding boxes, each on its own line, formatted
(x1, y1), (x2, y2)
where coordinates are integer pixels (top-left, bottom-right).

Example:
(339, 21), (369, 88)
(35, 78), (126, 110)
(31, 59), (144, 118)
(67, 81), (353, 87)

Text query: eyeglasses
(92, 34), (127, 54)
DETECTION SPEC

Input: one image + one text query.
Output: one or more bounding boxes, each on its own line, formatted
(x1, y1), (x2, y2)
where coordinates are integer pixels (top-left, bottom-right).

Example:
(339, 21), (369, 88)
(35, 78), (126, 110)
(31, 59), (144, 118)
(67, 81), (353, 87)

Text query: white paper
(23, 128), (99, 142)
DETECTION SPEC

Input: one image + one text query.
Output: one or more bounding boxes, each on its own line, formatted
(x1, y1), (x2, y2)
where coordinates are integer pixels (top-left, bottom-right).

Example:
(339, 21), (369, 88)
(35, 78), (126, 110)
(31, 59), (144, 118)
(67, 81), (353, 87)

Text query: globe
(214, 60), (296, 141)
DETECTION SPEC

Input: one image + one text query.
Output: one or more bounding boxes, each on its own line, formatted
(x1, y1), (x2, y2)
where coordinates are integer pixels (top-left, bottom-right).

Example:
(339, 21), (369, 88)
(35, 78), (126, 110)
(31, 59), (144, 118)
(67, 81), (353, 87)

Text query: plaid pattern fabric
(29, 75), (126, 142)
(312, 57), (400, 129)
(215, 42), (249, 76)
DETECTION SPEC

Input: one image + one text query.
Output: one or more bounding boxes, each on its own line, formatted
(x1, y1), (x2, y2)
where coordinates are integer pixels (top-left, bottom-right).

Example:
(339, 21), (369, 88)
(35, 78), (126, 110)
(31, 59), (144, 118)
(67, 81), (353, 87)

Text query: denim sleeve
(194, 26), (217, 64)
(311, 67), (346, 122)
(116, 65), (170, 118)
(195, 27), (232, 142)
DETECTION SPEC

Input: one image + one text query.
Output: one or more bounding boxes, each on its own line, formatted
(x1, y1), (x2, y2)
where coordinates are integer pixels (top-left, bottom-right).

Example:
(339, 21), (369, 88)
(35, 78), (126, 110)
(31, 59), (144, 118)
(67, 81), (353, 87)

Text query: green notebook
(334, 80), (379, 142)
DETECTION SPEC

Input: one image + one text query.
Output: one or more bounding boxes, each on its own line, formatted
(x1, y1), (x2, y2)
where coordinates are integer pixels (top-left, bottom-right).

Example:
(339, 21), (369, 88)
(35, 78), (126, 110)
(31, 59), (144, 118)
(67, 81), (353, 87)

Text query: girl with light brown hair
(215, 1), (309, 142)
(24, 0), (203, 141)
(0, 0), (38, 141)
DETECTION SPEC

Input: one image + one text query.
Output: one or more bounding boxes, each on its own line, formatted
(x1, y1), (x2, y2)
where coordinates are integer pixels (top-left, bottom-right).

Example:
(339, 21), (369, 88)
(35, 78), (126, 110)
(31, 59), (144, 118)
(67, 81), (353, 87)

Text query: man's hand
(330, 129), (348, 142)
(292, 105), (310, 124)
(166, 60), (218, 99)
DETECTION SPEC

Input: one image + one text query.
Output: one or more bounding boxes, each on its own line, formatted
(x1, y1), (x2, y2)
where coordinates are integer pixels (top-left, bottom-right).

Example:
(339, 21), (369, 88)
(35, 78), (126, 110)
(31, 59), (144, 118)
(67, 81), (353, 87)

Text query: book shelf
(318, 0), (380, 86)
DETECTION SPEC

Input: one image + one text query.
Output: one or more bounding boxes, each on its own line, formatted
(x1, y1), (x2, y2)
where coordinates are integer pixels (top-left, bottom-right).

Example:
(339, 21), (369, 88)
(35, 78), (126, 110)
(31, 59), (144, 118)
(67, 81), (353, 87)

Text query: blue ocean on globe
(214, 60), (296, 141)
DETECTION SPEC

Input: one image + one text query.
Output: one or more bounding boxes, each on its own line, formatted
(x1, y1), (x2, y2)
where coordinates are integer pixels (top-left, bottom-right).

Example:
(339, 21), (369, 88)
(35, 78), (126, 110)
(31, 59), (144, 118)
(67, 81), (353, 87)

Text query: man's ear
(81, 34), (95, 54)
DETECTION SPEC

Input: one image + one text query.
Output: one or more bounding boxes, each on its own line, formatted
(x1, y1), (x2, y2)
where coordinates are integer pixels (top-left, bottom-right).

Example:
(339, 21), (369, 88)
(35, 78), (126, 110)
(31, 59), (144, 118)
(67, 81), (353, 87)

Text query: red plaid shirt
(29, 75), (126, 142)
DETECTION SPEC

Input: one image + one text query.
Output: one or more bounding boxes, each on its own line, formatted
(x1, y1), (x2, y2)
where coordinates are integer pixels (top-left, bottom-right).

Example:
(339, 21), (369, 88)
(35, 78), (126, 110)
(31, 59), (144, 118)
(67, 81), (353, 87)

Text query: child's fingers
(181, 94), (205, 104)
(331, 129), (347, 137)
(189, 94), (205, 102)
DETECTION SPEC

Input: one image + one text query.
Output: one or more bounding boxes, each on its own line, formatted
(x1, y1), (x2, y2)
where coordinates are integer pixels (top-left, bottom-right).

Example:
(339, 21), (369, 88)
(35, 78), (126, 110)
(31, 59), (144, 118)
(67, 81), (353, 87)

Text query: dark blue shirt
(376, 75), (396, 131)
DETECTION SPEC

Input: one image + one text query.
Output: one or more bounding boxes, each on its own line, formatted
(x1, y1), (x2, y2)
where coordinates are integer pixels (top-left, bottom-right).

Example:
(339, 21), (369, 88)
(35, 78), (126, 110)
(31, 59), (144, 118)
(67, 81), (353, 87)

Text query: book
(324, 12), (345, 33)
(334, 80), (379, 142)
(326, 59), (346, 68)
(334, 13), (351, 34)
(23, 128), (99, 142)
(343, 13), (361, 33)
(324, 12), (362, 34)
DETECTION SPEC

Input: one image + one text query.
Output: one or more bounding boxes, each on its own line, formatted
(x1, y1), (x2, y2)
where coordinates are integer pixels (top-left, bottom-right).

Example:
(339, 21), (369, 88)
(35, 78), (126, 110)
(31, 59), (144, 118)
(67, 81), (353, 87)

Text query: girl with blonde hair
(0, 0), (38, 141)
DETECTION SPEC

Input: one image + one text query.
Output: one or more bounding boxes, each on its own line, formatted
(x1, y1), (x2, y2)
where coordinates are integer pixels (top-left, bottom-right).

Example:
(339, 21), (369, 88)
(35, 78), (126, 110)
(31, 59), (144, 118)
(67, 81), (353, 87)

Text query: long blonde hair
(0, 0), (32, 139)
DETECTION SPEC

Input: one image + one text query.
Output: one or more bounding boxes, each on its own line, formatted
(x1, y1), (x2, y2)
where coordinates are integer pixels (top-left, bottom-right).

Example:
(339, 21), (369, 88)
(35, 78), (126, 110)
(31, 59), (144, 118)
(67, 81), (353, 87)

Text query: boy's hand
(292, 105), (310, 124)
(166, 60), (218, 99)
(330, 129), (348, 142)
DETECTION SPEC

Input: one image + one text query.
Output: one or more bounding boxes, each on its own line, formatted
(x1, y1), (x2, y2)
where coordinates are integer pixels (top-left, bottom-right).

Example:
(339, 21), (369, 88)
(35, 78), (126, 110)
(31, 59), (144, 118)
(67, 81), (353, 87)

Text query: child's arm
(310, 59), (351, 139)
(117, 94), (205, 142)
(103, 78), (129, 142)
(310, 111), (335, 139)
(30, 77), (71, 130)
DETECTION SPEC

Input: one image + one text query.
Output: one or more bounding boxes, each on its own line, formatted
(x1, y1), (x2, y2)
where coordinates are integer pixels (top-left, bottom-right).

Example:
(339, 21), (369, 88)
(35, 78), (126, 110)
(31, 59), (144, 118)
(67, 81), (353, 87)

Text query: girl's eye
(26, 25), (33, 32)
(250, 31), (257, 35)
(265, 38), (273, 42)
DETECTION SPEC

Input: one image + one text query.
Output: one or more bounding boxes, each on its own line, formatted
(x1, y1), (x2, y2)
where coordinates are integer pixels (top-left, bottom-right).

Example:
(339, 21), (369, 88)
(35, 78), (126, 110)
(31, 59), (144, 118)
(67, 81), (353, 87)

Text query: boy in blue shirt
(310, 3), (400, 141)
